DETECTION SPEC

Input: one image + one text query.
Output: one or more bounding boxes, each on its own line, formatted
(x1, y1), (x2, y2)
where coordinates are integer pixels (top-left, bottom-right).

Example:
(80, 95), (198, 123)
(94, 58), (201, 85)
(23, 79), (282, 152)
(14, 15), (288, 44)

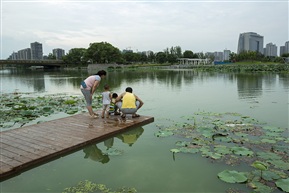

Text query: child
(109, 93), (120, 115)
(101, 84), (112, 118)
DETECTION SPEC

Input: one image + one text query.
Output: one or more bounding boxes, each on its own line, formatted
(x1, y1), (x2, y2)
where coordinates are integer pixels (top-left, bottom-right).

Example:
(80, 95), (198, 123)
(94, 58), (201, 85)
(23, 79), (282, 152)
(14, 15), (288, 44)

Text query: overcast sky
(1, 0), (288, 59)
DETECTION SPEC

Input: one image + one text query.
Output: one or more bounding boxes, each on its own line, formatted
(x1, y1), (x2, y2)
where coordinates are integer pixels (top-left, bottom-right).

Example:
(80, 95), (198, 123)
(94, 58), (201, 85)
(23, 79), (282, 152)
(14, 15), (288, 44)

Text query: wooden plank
(0, 113), (154, 181)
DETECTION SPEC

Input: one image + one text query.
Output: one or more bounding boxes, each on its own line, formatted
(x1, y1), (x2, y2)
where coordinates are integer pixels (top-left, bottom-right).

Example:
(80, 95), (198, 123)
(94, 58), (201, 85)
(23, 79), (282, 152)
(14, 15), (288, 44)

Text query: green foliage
(218, 170), (248, 183)
(86, 42), (121, 64)
(0, 93), (102, 130)
(62, 180), (137, 193)
(63, 48), (87, 66)
(47, 53), (56, 60)
(195, 63), (289, 72)
(155, 111), (289, 192)
(183, 50), (198, 58)
(275, 178), (289, 192)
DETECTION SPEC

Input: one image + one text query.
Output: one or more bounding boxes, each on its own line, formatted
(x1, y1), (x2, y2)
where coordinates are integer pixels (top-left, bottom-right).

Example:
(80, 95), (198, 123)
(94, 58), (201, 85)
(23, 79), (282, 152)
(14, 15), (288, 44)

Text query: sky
(0, 0), (288, 59)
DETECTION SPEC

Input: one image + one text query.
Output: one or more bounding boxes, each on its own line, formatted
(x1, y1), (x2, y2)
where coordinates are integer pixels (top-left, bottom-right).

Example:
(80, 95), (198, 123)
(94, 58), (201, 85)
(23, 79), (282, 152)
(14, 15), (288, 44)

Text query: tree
(47, 53), (56, 60)
(155, 52), (167, 64)
(86, 42), (121, 64)
(167, 54), (177, 64)
(147, 51), (155, 63)
(62, 48), (87, 66)
(183, 50), (195, 58)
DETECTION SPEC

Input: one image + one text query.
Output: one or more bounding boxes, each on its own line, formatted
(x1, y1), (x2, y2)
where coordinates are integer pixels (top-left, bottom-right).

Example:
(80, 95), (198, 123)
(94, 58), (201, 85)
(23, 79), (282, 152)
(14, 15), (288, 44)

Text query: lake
(0, 67), (288, 192)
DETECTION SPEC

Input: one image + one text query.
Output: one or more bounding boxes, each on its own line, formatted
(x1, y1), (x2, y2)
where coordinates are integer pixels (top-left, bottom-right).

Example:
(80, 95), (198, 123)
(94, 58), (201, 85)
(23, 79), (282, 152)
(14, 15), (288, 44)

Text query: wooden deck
(0, 113), (154, 181)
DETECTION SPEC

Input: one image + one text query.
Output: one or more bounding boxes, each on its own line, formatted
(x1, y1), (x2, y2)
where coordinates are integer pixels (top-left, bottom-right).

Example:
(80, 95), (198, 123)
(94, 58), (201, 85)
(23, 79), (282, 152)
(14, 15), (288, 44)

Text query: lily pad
(218, 170), (247, 183)
(275, 178), (289, 192)
(170, 149), (180, 153)
(154, 130), (174, 137)
(231, 146), (254, 156)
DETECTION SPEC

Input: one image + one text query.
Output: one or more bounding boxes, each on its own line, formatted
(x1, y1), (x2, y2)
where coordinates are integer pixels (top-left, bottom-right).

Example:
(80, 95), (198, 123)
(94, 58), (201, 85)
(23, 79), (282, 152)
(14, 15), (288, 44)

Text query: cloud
(1, 0), (288, 59)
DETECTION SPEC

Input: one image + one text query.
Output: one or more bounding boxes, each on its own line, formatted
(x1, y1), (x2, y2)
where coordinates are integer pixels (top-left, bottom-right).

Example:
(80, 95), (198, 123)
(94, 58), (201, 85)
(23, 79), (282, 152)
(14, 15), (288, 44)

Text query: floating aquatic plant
(217, 170), (248, 183)
(0, 93), (102, 130)
(155, 111), (289, 192)
(62, 180), (137, 193)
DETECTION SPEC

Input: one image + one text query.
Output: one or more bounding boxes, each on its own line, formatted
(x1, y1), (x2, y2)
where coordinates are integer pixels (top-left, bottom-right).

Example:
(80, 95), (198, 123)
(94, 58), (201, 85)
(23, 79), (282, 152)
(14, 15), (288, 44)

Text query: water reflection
(236, 73), (263, 99)
(83, 145), (110, 164)
(82, 127), (144, 164)
(116, 126), (144, 146)
(1, 68), (289, 102)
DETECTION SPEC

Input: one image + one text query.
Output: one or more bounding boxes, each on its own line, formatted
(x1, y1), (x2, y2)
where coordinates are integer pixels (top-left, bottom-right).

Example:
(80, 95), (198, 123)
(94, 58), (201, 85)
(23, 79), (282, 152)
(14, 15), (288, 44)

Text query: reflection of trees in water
(236, 73), (263, 99)
(82, 127), (144, 164)
(278, 73), (289, 90)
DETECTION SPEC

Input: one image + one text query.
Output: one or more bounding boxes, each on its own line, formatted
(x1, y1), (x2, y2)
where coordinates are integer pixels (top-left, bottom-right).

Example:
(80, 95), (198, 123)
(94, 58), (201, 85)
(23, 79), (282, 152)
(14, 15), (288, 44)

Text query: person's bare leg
(87, 106), (95, 116)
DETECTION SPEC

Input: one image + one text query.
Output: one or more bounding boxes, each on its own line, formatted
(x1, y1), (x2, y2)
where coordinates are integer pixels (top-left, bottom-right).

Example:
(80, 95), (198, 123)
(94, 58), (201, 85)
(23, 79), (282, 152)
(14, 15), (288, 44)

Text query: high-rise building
(30, 42), (43, 60)
(285, 41), (289, 54)
(265, 43), (277, 57)
(9, 52), (18, 60)
(18, 48), (31, 60)
(214, 52), (223, 61)
(52, 48), (65, 60)
(280, 46), (285, 56)
(237, 32), (264, 54)
(223, 49), (231, 61)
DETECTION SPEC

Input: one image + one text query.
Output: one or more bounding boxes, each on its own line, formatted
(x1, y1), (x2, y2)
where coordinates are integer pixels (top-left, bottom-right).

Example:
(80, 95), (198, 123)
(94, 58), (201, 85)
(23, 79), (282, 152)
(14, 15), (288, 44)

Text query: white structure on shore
(177, 58), (211, 66)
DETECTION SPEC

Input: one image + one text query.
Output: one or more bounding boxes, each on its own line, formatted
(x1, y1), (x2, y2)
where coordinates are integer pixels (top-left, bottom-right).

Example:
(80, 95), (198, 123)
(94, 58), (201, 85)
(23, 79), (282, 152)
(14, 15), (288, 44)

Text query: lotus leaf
(13, 104), (26, 110)
(210, 153), (222, 160)
(154, 130), (174, 137)
(275, 178), (289, 192)
(261, 138), (276, 144)
(231, 146), (254, 156)
(251, 161), (268, 171)
(170, 149), (180, 153)
(263, 126), (285, 133)
(198, 128), (214, 138)
(261, 170), (281, 181)
(249, 181), (273, 193)
(179, 147), (199, 154)
(64, 100), (77, 105)
(214, 145), (231, 155)
(42, 106), (52, 112)
(66, 109), (78, 115)
(269, 160), (289, 170)
(217, 170), (247, 183)
(175, 141), (190, 147)
(257, 152), (282, 160)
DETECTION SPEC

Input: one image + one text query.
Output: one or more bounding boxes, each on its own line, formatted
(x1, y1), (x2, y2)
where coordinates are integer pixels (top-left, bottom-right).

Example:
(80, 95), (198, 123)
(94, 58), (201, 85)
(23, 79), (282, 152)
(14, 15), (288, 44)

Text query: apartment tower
(237, 32), (264, 54)
(30, 42), (43, 60)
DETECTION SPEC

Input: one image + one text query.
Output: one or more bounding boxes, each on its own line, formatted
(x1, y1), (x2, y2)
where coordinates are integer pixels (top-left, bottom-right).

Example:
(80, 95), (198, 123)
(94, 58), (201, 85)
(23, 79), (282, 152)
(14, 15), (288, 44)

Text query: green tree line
(60, 41), (288, 66)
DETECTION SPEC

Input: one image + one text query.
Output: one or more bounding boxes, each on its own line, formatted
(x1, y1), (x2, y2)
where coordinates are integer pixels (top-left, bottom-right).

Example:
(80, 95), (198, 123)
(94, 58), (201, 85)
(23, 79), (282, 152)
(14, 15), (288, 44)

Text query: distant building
(214, 52), (223, 61)
(53, 48), (65, 60)
(265, 43), (277, 57)
(30, 42), (43, 60)
(9, 52), (18, 60)
(237, 32), (264, 54)
(285, 41), (289, 54)
(223, 49), (231, 61)
(280, 46), (285, 56)
(122, 49), (133, 53)
(18, 48), (31, 60)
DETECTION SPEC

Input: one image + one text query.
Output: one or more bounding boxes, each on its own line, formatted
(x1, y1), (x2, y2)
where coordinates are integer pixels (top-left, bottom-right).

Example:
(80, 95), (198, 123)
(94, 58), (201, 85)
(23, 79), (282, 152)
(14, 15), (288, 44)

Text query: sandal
(132, 114), (140, 118)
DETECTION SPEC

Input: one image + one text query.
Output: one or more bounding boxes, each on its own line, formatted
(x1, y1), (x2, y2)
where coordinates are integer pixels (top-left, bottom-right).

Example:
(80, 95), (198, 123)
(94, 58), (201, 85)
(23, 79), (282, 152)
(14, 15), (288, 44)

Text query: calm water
(0, 67), (288, 192)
